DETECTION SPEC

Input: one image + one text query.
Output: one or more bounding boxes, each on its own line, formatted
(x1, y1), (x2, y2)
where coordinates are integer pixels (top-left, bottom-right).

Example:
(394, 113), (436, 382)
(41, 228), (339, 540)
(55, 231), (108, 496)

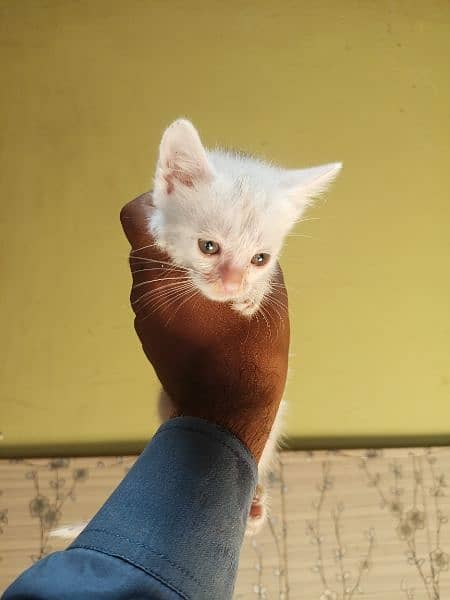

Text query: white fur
(50, 120), (341, 541)
(152, 119), (342, 534)
(49, 523), (86, 539)
(151, 118), (342, 312)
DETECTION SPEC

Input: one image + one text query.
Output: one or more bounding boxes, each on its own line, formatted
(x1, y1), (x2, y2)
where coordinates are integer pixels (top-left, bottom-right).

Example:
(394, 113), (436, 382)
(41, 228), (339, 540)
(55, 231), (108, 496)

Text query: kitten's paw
(245, 485), (267, 536)
(232, 298), (259, 317)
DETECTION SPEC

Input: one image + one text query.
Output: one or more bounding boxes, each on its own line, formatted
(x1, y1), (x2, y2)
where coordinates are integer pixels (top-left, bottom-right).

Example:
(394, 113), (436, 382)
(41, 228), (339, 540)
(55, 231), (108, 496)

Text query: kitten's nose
(219, 262), (243, 294)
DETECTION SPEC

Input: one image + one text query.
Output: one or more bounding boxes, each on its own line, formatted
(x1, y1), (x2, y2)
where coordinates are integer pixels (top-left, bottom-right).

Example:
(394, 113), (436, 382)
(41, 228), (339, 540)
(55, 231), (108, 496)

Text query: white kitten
(50, 120), (341, 541)
(151, 119), (341, 317)
(152, 119), (342, 535)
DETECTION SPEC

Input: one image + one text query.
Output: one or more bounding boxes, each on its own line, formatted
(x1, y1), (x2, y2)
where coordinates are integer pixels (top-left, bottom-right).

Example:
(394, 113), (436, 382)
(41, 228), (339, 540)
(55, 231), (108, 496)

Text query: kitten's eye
(198, 239), (220, 255)
(251, 252), (270, 266)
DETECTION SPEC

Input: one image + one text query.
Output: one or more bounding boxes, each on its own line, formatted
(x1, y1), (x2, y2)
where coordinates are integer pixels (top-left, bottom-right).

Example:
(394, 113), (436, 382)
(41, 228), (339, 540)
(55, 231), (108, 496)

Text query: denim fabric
(3, 417), (257, 600)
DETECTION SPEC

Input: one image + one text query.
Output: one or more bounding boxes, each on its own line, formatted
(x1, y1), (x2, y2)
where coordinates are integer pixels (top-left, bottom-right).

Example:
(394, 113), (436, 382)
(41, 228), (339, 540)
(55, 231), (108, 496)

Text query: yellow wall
(1, 0), (449, 455)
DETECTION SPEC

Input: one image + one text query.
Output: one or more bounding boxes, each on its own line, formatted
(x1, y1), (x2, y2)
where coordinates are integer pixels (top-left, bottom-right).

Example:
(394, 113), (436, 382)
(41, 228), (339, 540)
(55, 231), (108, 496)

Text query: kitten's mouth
(192, 273), (244, 303)
(202, 286), (242, 303)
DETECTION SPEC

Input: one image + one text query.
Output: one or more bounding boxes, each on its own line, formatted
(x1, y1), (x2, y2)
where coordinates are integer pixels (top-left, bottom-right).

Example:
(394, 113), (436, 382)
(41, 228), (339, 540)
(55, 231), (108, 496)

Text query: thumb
(120, 192), (155, 251)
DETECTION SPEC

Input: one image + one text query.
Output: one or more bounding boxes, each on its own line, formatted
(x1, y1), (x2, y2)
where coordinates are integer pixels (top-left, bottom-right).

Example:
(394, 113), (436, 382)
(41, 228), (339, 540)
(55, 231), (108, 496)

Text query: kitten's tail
(49, 521), (87, 540)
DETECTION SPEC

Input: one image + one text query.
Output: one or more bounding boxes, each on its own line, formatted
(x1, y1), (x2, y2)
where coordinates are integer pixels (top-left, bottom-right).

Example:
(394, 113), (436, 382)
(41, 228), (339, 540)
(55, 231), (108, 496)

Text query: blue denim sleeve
(3, 417), (257, 600)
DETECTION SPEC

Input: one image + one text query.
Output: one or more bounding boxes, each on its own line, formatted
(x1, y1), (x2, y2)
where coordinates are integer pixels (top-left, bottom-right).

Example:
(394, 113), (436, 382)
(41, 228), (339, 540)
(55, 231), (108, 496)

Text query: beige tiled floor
(1, 448), (449, 598)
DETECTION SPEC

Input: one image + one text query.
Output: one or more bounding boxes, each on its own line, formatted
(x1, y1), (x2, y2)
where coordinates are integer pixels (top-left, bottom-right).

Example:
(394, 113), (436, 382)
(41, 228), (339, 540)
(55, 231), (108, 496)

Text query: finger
(120, 192), (172, 268)
(120, 192), (155, 251)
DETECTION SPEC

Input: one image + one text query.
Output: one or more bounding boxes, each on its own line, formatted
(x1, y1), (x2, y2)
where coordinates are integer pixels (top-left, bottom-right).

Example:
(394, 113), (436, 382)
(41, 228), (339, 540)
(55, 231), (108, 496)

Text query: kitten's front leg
(245, 400), (286, 536)
(231, 281), (270, 317)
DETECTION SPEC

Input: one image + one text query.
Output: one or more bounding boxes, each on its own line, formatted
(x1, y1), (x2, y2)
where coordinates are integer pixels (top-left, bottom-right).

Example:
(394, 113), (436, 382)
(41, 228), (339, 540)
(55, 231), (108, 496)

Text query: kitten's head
(151, 119), (342, 303)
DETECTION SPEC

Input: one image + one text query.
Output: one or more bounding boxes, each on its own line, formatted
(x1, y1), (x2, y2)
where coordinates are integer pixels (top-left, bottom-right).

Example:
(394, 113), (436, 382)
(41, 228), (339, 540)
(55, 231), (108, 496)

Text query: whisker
(133, 281), (194, 309)
(265, 298), (283, 326)
(257, 302), (272, 339)
(265, 300), (282, 338)
(263, 297), (287, 339)
(135, 283), (195, 311)
(150, 282), (196, 307)
(131, 267), (184, 276)
(130, 242), (159, 253)
(132, 276), (191, 290)
(165, 289), (200, 325)
(266, 295), (289, 313)
(129, 256), (180, 269)
(297, 216), (320, 224)
(131, 266), (186, 283)
(132, 279), (189, 301)
(287, 233), (314, 239)
(150, 286), (197, 316)
(130, 260), (207, 281)
(130, 256), (179, 268)
(137, 289), (189, 315)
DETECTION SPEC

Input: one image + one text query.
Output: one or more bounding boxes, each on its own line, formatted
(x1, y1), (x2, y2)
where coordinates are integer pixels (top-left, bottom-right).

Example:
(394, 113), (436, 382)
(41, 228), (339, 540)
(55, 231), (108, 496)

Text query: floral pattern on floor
(1, 447), (449, 599)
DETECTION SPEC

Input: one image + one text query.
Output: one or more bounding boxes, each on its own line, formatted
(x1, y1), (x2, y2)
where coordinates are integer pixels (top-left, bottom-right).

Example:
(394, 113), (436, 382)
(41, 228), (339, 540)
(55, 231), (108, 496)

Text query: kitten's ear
(282, 162), (342, 210)
(154, 119), (214, 195)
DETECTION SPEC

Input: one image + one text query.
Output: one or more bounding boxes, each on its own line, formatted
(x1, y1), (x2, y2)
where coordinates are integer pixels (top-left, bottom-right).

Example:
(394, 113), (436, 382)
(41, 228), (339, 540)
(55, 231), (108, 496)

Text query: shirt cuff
(70, 416), (257, 599)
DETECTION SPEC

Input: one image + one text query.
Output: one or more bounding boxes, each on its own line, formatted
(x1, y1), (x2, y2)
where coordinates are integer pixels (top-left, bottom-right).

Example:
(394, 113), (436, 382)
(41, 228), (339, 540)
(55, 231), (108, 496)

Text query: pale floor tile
(1, 448), (449, 599)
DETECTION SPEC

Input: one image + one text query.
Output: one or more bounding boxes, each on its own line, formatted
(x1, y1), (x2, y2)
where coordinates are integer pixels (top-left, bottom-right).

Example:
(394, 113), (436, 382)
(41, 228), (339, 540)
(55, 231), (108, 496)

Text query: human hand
(120, 193), (290, 461)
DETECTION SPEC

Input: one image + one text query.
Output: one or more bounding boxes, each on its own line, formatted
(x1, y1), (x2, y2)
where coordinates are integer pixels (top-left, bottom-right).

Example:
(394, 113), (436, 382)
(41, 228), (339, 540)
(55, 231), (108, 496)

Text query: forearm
(3, 417), (257, 600)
